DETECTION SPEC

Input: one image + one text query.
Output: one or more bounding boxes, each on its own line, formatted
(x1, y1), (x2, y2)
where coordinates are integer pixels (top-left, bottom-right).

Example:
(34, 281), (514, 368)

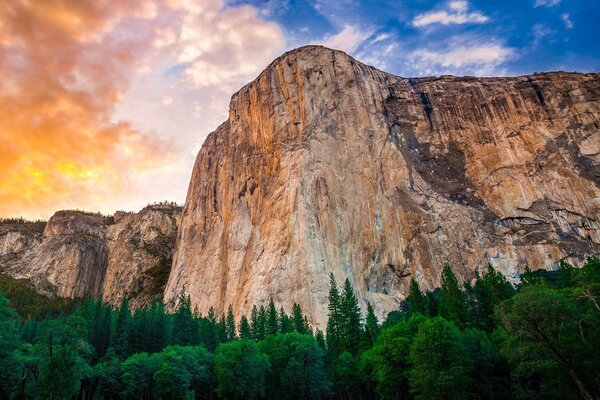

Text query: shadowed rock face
(0, 204), (181, 308)
(166, 45), (600, 327)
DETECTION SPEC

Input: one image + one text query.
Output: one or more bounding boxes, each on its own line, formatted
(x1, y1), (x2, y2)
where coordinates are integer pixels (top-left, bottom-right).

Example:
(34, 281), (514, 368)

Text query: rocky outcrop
(0, 204), (181, 307)
(166, 45), (600, 328)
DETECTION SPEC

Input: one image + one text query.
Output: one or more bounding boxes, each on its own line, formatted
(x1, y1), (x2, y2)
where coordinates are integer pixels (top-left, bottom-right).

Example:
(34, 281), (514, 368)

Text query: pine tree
(439, 265), (467, 328)
(315, 328), (326, 350)
(292, 303), (307, 334)
(239, 315), (253, 339)
(407, 278), (427, 315)
(340, 278), (362, 355)
(267, 298), (279, 336)
(113, 297), (131, 358)
(226, 305), (237, 341)
(255, 305), (267, 340)
(250, 305), (260, 339)
(326, 273), (342, 357)
(279, 306), (292, 333)
(172, 291), (197, 345)
(361, 302), (380, 350)
(217, 314), (227, 343)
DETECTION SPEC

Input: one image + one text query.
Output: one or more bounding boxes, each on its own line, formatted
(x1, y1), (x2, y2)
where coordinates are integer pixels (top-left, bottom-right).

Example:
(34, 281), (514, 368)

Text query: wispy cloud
(534, 0), (561, 7)
(561, 13), (574, 29)
(410, 37), (515, 75)
(412, 1), (489, 27)
(320, 24), (371, 53)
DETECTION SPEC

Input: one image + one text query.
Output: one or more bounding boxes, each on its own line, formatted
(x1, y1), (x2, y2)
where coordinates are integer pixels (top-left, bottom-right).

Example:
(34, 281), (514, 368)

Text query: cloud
(320, 25), (371, 53)
(410, 38), (515, 75)
(173, 1), (284, 89)
(412, 1), (489, 27)
(0, 0), (285, 219)
(534, 0), (561, 7)
(561, 13), (574, 29)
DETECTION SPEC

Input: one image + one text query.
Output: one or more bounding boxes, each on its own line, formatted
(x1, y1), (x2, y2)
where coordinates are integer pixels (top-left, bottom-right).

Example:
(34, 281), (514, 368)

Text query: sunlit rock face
(0, 204), (181, 308)
(166, 45), (600, 328)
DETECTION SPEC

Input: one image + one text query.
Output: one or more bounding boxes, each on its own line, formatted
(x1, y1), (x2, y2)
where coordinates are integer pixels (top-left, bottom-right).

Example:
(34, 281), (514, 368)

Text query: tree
(409, 317), (472, 400)
(172, 291), (197, 345)
(326, 274), (342, 357)
(279, 306), (292, 333)
(93, 349), (122, 400)
(334, 351), (360, 398)
(291, 303), (308, 334)
(226, 305), (237, 341)
(0, 293), (22, 398)
(339, 278), (362, 356)
(498, 285), (599, 400)
(462, 328), (512, 400)
(371, 314), (426, 399)
(439, 265), (467, 328)
(120, 352), (159, 400)
(30, 316), (93, 400)
(314, 329), (326, 350)
(214, 340), (269, 400)
(361, 302), (380, 351)
(259, 333), (331, 400)
(267, 298), (279, 336)
(239, 315), (253, 339)
(406, 278), (427, 315)
(113, 298), (131, 358)
(153, 345), (213, 400)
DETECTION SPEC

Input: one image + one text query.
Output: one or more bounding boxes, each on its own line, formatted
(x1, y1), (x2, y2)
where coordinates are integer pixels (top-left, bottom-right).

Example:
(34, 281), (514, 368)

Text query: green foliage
(260, 333), (330, 399)
(0, 258), (597, 400)
(407, 278), (427, 315)
(409, 317), (472, 400)
(439, 265), (468, 328)
(214, 340), (269, 400)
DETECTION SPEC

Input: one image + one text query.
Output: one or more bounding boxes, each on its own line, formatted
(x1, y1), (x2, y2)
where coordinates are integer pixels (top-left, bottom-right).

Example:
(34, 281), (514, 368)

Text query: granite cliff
(0, 204), (181, 308)
(165, 45), (600, 327)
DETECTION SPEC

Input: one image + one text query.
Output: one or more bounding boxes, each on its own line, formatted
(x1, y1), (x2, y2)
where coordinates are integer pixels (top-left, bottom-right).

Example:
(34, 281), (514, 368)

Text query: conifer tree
(291, 303), (307, 334)
(362, 302), (380, 350)
(279, 306), (292, 333)
(267, 298), (279, 336)
(326, 273), (342, 357)
(255, 305), (267, 340)
(172, 291), (197, 345)
(407, 278), (427, 315)
(250, 305), (260, 339)
(439, 265), (467, 328)
(217, 314), (227, 343)
(340, 278), (362, 355)
(239, 315), (253, 339)
(113, 297), (131, 358)
(315, 328), (326, 350)
(226, 305), (237, 341)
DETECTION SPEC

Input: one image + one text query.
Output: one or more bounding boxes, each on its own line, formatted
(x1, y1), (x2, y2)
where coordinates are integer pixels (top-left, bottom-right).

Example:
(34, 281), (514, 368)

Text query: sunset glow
(1, 0), (596, 219)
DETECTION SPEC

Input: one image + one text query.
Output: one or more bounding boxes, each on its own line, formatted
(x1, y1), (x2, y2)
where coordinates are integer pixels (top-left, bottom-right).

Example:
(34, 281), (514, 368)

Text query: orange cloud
(0, 0), (177, 219)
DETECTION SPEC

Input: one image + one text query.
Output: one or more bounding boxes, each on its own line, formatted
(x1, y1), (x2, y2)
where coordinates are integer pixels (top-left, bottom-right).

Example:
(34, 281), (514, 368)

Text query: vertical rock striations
(0, 204), (181, 307)
(166, 45), (600, 327)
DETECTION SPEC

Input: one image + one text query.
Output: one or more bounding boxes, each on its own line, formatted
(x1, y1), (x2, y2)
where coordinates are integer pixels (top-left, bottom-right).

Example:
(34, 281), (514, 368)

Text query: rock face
(166, 45), (600, 327)
(0, 204), (181, 308)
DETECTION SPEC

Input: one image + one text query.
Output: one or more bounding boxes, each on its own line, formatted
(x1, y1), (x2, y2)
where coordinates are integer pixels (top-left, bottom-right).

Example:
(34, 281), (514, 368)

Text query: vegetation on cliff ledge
(0, 258), (598, 399)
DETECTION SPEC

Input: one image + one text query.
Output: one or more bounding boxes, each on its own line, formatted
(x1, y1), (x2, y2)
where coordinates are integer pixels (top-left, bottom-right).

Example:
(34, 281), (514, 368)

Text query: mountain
(0, 203), (181, 309)
(165, 45), (600, 327)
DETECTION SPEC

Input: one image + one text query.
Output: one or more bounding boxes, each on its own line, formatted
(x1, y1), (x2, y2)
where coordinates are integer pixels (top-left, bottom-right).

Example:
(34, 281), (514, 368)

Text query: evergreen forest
(0, 258), (599, 400)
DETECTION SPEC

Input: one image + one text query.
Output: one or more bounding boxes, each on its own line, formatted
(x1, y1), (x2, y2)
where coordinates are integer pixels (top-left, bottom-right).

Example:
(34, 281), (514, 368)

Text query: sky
(0, 0), (598, 220)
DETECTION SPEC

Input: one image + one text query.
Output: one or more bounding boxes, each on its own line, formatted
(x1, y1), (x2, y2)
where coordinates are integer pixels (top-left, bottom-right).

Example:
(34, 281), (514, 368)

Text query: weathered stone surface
(0, 204), (181, 307)
(166, 45), (600, 328)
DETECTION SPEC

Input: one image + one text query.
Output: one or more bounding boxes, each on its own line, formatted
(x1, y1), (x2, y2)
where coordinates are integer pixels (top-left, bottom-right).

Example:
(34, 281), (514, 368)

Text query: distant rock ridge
(164, 45), (600, 327)
(0, 203), (181, 308)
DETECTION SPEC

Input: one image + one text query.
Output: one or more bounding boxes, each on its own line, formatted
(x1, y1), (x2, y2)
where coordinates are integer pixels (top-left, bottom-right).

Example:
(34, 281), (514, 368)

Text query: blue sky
(232, 0), (600, 76)
(2, 0), (598, 218)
